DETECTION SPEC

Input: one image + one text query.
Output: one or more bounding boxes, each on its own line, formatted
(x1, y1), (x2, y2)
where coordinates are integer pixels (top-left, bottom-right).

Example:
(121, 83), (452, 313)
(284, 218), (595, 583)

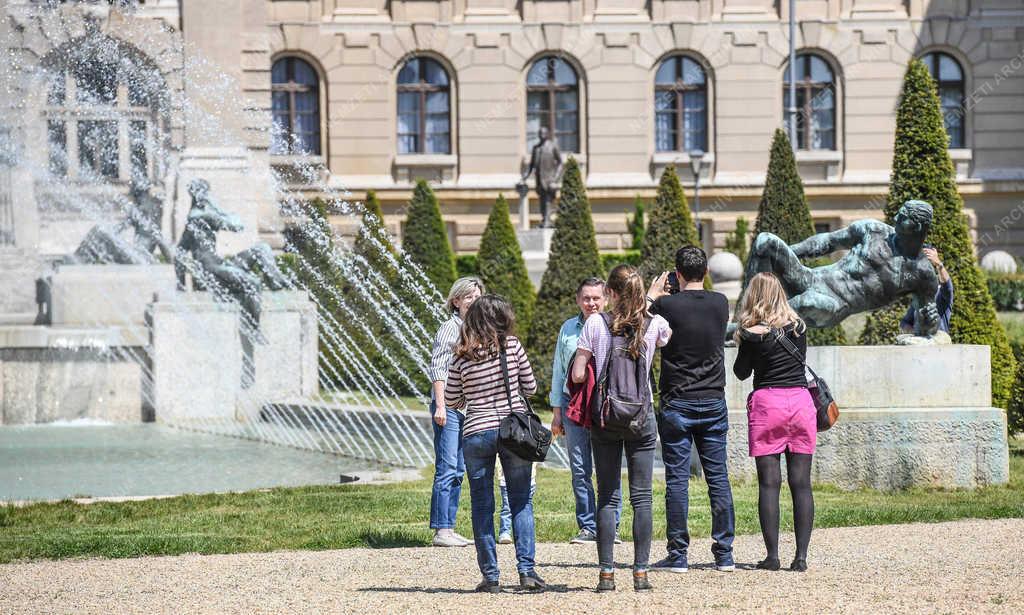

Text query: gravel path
(1, 519), (1021, 614)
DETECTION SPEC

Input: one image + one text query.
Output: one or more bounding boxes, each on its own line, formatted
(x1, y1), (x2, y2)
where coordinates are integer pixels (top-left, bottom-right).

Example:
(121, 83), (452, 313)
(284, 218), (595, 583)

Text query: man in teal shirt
(550, 277), (619, 543)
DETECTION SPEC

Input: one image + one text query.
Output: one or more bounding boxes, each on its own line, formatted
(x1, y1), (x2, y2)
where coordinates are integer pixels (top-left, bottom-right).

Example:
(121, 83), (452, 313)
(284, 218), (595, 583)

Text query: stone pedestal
(148, 291), (319, 425)
(50, 264), (177, 327)
(517, 228), (555, 287)
(723, 345), (1009, 489)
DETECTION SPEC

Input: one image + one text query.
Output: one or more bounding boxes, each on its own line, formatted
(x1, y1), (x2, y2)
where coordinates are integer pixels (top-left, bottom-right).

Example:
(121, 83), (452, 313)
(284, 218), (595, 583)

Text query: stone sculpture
(743, 199), (941, 338)
(521, 126), (563, 228)
(175, 178), (289, 338)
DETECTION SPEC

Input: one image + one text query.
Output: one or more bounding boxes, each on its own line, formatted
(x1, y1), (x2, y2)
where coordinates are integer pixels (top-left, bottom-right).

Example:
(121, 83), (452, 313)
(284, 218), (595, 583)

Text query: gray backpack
(592, 312), (653, 435)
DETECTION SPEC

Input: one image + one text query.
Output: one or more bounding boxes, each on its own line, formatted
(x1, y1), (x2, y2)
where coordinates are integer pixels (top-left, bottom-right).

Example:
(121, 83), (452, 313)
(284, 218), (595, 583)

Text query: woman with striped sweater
(445, 294), (544, 593)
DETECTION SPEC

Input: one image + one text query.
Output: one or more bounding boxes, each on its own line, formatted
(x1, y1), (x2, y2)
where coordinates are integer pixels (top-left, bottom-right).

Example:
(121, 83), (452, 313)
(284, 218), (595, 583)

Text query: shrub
(858, 60), (1016, 408)
(750, 129), (846, 345)
(526, 158), (605, 403)
(478, 194), (536, 332)
(627, 195), (646, 251)
(639, 166), (699, 282)
(402, 179), (456, 293)
(987, 274), (1024, 311)
(600, 250), (642, 272)
(455, 254), (478, 278)
(724, 217), (750, 264)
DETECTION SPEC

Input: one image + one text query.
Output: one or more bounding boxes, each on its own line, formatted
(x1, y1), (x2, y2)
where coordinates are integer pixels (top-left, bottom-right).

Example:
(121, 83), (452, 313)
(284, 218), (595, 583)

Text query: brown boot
(596, 571), (615, 592)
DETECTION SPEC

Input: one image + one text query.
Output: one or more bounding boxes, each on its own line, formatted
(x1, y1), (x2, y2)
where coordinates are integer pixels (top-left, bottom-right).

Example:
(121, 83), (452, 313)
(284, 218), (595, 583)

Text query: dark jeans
(429, 402), (464, 530)
(590, 415), (657, 572)
(658, 397), (735, 565)
(463, 428), (536, 580)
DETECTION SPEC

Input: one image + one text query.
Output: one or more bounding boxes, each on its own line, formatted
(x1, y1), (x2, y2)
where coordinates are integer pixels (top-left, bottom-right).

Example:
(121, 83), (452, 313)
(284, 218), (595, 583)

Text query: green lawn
(1, 440), (1021, 564)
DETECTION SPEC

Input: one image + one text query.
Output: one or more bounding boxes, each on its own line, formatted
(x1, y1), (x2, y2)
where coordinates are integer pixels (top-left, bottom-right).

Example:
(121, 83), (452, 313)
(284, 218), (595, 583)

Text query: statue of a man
(744, 199), (941, 337)
(175, 178), (289, 338)
(521, 126), (563, 228)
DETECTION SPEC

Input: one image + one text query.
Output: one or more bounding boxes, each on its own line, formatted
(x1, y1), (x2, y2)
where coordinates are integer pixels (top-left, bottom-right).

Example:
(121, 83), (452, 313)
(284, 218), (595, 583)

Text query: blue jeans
(499, 483), (536, 535)
(464, 428), (536, 580)
(429, 402), (464, 530)
(658, 397), (736, 566)
(561, 393), (621, 533)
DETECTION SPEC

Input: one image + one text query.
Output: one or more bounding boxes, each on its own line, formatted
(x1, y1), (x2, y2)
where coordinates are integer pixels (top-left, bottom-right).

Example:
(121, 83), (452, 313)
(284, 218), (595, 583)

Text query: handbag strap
(498, 343), (517, 412)
(773, 326), (821, 382)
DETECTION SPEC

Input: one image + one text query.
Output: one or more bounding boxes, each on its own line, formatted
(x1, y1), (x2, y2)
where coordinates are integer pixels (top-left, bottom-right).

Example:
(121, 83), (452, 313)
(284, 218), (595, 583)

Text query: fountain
(0, 2), (576, 501)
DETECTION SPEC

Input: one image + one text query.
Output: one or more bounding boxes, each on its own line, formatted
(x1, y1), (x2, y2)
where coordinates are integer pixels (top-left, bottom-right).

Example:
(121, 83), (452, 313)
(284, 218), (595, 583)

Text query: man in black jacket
(646, 246), (736, 573)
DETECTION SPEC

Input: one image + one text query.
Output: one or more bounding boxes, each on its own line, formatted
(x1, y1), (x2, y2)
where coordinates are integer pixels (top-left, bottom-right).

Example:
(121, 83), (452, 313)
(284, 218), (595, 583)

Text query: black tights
(755, 451), (814, 562)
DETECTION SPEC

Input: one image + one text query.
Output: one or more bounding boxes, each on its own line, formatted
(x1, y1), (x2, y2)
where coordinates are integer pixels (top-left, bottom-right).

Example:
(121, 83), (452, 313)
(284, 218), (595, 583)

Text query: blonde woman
(733, 272), (815, 572)
(427, 276), (484, 547)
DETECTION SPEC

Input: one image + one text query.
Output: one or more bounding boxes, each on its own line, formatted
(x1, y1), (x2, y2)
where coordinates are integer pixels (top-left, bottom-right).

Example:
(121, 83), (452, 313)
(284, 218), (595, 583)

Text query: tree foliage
(858, 60), (1016, 408)
(627, 195), (646, 251)
(639, 166), (699, 282)
(402, 179), (456, 293)
(478, 194), (536, 332)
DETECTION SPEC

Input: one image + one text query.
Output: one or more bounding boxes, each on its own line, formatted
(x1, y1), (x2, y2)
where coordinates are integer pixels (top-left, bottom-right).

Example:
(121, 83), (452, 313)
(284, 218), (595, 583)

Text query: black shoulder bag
(774, 329), (840, 432)
(497, 346), (552, 462)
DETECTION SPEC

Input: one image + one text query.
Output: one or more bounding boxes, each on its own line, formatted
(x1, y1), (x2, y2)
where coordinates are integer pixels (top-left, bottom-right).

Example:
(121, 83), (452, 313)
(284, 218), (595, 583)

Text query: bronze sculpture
(521, 126), (563, 228)
(743, 200), (941, 338)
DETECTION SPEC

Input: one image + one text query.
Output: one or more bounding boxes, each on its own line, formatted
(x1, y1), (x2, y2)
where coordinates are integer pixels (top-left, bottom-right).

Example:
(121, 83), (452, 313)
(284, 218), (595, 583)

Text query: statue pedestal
(517, 228), (555, 287)
(723, 344), (1009, 489)
(50, 264), (176, 327)
(148, 291), (318, 426)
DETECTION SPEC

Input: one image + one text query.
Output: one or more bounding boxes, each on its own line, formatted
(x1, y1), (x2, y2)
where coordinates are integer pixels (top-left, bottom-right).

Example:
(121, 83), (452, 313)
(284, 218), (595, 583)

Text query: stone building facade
(1, 0), (1023, 315)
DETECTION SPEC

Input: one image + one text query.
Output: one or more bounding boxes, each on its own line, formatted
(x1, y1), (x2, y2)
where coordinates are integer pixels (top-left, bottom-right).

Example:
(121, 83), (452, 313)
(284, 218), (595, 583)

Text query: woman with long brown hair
(570, 265), (671, 592)
(444, 294), (543, 593)
(733, 272), (816, 572)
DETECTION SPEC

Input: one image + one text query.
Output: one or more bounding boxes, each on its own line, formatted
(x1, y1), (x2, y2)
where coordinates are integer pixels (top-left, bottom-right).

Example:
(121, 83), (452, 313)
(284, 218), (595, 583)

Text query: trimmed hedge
(988, 274), (1024, 311)
(402, 179), (457, 293)
(526, 158), (605, 405)
(859, 59), (1016, 409)
(601, 250), (642, 272)
(639, 166), (699, 282)
(455, 254), (478, 278)
(750, 129), (846, 345)
(478, 194), (536, 332)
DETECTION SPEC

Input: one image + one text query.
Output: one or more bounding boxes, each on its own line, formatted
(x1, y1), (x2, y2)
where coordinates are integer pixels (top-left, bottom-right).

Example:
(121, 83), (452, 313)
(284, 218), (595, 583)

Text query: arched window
(921, 52), (965, 148)
(271, 57), (321, 156)
(396, 57), (451, 155)
(526, 56), (579, 153)
(43, 41), (164, 184)
(783, 54), (836, 151)
(654, 55), (708, 152)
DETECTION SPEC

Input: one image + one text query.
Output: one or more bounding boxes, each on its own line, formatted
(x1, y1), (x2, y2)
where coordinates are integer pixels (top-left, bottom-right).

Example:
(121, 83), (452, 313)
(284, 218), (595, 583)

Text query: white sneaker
(432, 529), (468, 547)
(498, 532), (513, 544)
(716, 563), (736, 572)
(452, 531), (474, 546)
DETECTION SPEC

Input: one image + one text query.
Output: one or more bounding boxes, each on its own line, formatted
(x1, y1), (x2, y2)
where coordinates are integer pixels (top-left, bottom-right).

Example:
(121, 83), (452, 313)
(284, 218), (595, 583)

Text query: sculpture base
(50, 264), (177, 327)
(723, 344), (1009, 489)
(148, 291), (318, 425)
(517, 228), (555, 287)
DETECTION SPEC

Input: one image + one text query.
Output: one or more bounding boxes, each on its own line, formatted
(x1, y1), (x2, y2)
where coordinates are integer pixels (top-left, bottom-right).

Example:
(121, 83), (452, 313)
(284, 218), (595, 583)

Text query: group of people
(427, 246), (841, 592)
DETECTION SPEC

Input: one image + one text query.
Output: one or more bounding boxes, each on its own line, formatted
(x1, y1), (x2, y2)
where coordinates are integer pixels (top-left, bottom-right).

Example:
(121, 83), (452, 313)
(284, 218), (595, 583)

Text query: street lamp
(689, 148), (705, 247)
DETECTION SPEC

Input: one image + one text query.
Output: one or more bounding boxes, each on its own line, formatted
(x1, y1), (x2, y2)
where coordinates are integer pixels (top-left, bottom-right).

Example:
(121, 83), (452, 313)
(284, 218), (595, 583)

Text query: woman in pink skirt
(733, 273), (815, 572)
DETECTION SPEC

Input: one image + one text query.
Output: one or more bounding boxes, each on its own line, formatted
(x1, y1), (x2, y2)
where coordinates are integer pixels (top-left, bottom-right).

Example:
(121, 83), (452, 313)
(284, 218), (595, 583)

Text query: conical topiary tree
(402, 179), (456, 292)
(749, 129), (846, 345)
(639, 166), (699, 281)
(478, 194), (536, 332)
(627, 195), (646, 251)
(527, 157), (605, 402)
(859, 59), (1016, 409)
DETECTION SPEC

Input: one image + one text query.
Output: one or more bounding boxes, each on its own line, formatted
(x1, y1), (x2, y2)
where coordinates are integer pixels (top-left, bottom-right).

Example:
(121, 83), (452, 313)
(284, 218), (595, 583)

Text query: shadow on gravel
(359, 585), (579, 594)
(359, 530), (425, 548)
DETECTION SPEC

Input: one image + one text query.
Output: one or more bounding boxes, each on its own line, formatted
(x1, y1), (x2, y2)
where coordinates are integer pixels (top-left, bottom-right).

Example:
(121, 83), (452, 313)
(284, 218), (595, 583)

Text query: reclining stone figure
(175, 178), (289, 338)
(743, 199), (941, 338)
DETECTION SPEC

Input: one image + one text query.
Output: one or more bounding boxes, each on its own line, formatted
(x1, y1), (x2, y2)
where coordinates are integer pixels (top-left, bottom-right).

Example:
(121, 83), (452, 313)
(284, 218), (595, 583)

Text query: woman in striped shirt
(428, 277), (484, 548)
(445, 294), (543, 593)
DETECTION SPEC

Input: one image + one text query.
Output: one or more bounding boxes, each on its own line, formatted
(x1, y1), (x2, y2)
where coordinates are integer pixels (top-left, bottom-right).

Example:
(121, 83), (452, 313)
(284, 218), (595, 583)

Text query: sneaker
(716, 563), (736, 572)
(475, 579), (501, 593)
(569, 529), (597, 544)
(498, 532), (513, 545)
(614, 536), (623, 545)
(519, 571), (547, 592)
(452, 531), (473, 546)
(651, 556), (688, 573)
(596, 571), (616, 592)
(432, 529), (468, 547)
